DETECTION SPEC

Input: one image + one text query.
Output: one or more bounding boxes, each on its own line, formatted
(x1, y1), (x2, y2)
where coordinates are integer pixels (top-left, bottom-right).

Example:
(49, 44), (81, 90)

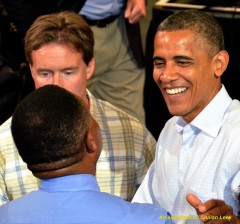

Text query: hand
(124, 0), (146, 24)
(186, 194), (240, 223)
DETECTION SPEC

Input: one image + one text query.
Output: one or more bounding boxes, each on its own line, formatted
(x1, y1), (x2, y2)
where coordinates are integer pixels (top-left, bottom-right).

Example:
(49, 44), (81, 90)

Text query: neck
(82, 91), (90, 110)
(33, 161), (96, 179)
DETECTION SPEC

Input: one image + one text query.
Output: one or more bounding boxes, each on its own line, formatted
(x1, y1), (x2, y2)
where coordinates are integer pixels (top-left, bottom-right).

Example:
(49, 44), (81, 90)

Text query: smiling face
(30, 43), (95, 105)
(153, 29), (228, 123)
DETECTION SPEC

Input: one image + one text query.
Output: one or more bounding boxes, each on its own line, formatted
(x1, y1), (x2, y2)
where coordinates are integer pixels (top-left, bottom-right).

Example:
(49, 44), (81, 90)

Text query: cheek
(153, 68), (161, 83)
(71, 79), (85, 91)
(62, 80), (86, 98)
(32, 76), (45, 89)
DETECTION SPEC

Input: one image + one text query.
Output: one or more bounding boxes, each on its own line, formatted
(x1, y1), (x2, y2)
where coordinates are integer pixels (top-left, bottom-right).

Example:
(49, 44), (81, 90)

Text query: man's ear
(85, 131), (97, 154)
(86, 58), (95, 80)
(214, 50), (229, 77)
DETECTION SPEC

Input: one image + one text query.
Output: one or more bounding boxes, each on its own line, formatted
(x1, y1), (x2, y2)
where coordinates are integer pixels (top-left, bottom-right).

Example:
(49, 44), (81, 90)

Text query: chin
(168, 107), (185, 117)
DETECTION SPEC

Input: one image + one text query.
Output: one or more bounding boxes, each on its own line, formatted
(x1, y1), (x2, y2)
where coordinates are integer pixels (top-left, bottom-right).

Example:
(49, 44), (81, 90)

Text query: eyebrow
(153, 56), (164, 61)
(174, 55), (194, 61)
(36, 68), (52, 73)
(153, 55), (194, 61)
(36, 67), (77, 73)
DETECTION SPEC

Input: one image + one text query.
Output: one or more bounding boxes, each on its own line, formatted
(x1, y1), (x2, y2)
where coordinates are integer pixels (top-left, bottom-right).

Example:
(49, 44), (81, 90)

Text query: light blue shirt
(0, 174), (172, 224)
(133, 85), (240, 223)
(80, 0), (125, 19)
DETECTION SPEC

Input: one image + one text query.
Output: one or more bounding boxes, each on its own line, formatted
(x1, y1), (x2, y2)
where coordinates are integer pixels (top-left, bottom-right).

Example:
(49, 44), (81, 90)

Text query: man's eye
(64, 71), (74, 76)
(177, 61), (191, 66)
(153, 61), (164, 67)
(40, 72), (50, 77)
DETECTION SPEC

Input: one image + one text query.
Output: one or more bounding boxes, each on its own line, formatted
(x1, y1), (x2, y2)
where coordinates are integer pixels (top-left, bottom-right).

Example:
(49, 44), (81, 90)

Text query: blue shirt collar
(39, 174), (100, 192)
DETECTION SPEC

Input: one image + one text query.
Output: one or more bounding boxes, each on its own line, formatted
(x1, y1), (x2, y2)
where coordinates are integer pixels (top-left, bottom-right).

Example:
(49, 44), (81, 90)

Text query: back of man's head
(11, 84), (90, 176)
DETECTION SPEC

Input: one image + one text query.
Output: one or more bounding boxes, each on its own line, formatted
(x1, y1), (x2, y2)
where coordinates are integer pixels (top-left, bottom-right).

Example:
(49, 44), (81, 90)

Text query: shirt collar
(175, 85), (232, 137)
(86, 89), (95, 115)
(39, 174), (100, 192)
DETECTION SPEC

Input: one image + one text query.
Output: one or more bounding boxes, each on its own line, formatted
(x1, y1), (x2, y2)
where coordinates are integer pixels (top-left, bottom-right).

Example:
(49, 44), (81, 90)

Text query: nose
(158, 64), (179, 83)
(52, 74), (62, 86)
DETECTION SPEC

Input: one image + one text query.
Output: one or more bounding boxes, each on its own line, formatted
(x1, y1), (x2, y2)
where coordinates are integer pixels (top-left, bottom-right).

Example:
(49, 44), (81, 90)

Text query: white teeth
(166, 87), (187, 95)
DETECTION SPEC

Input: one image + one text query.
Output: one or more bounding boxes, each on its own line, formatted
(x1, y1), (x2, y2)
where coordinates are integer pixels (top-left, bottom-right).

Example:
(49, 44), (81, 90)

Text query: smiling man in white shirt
(133, 9), (240, 224)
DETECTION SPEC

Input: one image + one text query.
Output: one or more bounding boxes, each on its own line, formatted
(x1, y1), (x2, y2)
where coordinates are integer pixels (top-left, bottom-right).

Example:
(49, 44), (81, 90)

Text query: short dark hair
(11, 85), (90, 173)
(157, 9), (225, 56)
(24, 11), (94, 65)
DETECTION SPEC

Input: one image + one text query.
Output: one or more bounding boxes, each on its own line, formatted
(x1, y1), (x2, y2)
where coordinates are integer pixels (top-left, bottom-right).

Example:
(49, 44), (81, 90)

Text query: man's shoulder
(91, 93), (147, 129)
(92, 95), (136, 116)
(0, 117), (12, 141)
(0, 117), (12, 130)
(91, 191), (169, 223)
(88, 91), (156, 146)
(223, 99), (240, 127)
(160, 116), (176, 131)
(228, 99), (240, 116)
(123, 202), (171, 223)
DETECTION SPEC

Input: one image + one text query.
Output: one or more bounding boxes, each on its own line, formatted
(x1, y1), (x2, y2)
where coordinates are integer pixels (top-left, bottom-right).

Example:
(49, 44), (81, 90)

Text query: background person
(0, 11), (156, 205)
(2, 0), (146, 123)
